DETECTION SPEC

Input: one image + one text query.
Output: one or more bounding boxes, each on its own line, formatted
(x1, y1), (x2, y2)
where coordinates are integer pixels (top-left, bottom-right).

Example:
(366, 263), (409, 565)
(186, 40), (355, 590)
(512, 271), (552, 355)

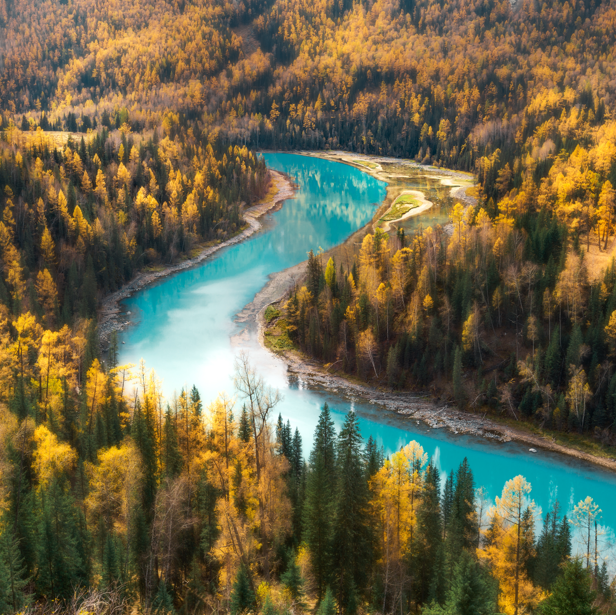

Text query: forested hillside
(1, 0), (616, 611)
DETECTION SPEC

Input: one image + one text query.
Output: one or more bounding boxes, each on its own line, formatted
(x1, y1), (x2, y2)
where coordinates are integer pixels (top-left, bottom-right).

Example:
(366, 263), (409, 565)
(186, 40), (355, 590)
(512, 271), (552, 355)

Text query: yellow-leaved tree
(479, 475), (545, 615)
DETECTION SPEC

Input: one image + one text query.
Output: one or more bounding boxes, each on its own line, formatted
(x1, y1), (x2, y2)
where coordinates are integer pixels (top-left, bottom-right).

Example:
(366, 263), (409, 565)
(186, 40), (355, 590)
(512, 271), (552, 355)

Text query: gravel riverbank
(98, 170), (296, 350)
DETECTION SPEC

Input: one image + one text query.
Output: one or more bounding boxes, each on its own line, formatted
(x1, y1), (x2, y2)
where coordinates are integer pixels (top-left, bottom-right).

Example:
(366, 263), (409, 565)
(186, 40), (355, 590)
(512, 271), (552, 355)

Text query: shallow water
(119, 153), (616, 549)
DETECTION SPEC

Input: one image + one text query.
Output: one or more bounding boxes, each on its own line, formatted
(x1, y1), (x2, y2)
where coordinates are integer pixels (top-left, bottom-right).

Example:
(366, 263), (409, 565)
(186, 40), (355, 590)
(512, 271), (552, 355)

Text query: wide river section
(118, 153), (616, 550)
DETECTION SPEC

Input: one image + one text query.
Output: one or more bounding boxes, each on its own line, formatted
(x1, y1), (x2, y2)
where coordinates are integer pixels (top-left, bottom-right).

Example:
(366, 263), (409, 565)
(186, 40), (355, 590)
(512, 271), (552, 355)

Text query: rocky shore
(254, 153), (616, 473)
(98, 170), (296, 350)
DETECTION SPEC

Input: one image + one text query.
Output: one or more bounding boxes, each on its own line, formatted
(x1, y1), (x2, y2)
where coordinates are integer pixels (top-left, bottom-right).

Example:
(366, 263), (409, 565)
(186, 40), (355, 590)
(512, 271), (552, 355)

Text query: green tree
(422, 551), (499, 615)
(412, 462), (444, 605)
(538, 559), (599, 615)
(318, 586), (338, 615)
(332, 411), (373, 611)
(304, 403), (337, 599)
(0, 523), (31, 613)
(230, 565), (256, 615)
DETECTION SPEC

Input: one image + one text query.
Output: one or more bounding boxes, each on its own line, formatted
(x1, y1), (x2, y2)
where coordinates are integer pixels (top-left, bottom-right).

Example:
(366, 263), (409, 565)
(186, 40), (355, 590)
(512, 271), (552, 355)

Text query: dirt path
(98, 170), (296, 350)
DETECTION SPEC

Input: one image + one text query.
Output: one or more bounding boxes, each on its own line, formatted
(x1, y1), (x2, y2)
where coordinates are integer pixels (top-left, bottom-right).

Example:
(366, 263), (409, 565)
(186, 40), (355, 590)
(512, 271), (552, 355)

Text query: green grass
(353, 159), (378, 169)
(264, 305), (281, 323)
(263, 316), (296, 352)
(380, 194), (420, 222)
(488, 414), (616, 461)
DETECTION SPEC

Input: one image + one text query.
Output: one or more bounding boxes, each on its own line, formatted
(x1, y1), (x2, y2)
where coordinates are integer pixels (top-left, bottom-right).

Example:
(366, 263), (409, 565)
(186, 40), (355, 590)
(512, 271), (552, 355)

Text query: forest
(0, 352), (612, 614)
(1, 0), (616, 611)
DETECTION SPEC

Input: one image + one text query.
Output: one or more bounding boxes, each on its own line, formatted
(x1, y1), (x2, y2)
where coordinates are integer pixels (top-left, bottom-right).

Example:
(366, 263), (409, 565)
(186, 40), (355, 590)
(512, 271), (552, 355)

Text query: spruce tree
(230, 565), (256, 615)
(318, 586), (338, 615)
(332, 411), (373, 611)
(538, 559), (599, 615)
(422, 551), (499, 615)
(412, 462), (444, 606)
(0, 523), (31, 614)
(304, 403), (337, 599)
(533, 502), (571, 590)
(281, 556), (306, 605)
(238, 405), (252, 443)
(445, 459), (477, 575)
(162, 406), (182, 479)
(36, 479), (88, 600)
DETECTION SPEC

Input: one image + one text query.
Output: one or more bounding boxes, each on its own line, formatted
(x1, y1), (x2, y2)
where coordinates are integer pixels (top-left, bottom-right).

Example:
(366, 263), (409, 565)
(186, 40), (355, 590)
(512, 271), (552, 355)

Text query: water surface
(119, 153), (616, 550)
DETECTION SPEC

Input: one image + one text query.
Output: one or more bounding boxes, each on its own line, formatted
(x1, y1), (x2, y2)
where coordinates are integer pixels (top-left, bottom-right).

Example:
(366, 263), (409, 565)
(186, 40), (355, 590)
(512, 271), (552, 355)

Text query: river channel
(118, 153), (616, 549)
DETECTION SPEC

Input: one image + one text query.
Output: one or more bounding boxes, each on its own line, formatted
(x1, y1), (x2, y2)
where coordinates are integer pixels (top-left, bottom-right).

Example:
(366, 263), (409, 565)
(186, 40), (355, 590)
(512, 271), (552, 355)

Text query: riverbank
(261, 338), (616, 472)
(98, 170), (296, 350)
(252, 154), (616, 474)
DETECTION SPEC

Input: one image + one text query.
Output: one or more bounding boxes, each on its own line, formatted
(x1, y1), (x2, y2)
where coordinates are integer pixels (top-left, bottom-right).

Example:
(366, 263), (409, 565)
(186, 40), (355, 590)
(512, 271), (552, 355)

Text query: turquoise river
(118, 153), (616, 551)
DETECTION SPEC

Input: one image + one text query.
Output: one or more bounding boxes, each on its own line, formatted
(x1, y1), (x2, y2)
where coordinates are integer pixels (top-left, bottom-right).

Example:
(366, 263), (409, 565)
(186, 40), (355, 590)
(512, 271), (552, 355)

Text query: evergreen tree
(162, 406), (182, 479)
(538, 559), (599, 615)
(365, 435), (384, 478)
(422, 551), (499, 615)
(281, 555), (306, 605)
(412, 462), (444, 605)
(304, 403), (337, 599)
(36, 479), (89, 600)
(238, 405), (252, 443)
(230, 565), (256, 615)
(153, 581), (175, 614)
(445, 459), (477, 575)
(0, 523), (31, 614)
(318, 586), (338, 615)
(332, 411), (373, 611)
(131, 399), (157, 518)
(533, 502), (571, 590)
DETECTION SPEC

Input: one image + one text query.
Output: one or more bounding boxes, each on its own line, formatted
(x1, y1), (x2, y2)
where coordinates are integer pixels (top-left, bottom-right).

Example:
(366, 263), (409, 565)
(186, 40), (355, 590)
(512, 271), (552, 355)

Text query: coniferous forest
(1, 0), (616, 611)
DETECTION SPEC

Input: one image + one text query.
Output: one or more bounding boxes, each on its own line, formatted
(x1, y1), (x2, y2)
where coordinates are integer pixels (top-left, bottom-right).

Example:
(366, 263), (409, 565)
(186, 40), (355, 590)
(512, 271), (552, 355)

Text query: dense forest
(1, 0), (616, 611)
(0, 358), (612, 614)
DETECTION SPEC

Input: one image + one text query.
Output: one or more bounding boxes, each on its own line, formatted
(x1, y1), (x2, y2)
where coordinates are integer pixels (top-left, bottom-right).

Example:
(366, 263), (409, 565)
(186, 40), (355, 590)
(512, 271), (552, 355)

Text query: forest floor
(97, 169), (296, 351)
(254, 152), (616, 473)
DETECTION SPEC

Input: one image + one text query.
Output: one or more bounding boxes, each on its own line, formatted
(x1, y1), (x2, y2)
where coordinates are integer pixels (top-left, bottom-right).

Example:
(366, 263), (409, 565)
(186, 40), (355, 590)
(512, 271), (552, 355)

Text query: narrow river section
(118, 153), (616, 549)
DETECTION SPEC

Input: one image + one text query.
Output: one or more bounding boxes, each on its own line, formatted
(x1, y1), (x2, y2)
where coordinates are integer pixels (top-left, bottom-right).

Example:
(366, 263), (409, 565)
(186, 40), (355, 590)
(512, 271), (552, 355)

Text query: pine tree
(332, 411), (373, 611)
(238, 405), (252, 443)
(131, 399), (157, 517)
(533, 501), (571, 590)
(445, 459), (477, 574)
(538, 559), (599, 615)
(422, 551), (499, 615)
(36, 479), (88, 600)
(162, 406), (182, 479)
(153, 581), (175, 614)
(412, 462), (444, 606)
(0, 523), (31, 613)
(365, 435), (384, 477)
(304, 403), (337, 599)
(281, 555), (306, 605)
(230, 565), (256, 615)
(318, 586), (338, 615)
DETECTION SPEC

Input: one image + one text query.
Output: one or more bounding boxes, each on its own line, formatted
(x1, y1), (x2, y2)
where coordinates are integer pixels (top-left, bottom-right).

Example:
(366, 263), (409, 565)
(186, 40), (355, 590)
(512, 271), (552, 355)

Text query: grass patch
(264, 305), (281, 323)
(264, 318), (295, 352)
(353, 159), (378, 170)
(381, 194), (420, 222)
(488, 414), (616, 461)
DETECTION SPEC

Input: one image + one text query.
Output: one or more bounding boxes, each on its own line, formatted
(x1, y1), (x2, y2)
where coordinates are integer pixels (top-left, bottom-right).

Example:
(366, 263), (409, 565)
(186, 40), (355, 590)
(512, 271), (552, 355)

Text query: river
(118, 153), (616, 551)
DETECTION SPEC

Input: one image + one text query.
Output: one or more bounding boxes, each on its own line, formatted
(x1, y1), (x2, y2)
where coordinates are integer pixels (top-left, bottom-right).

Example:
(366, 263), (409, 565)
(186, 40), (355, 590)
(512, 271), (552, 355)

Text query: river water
(118, 153), (616, 549)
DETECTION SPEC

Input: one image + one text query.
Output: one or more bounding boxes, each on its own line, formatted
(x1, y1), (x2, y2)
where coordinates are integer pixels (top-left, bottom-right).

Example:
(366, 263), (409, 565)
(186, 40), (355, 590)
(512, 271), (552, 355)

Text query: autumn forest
(1, 0), (616, 612)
